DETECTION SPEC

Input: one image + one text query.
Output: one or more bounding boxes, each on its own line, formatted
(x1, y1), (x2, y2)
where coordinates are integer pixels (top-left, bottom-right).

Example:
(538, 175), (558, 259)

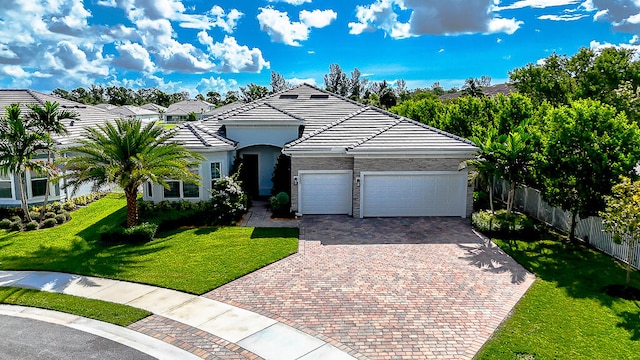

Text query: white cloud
(349, 0), (523, 38)
(492, 0), (580, 11)
(267, 0), (312, 5)
(487, 17), (524, 34)
(288, 77), (317, 86)
(538, 13), (588, 20)
(257, 6), (336, 46)
(589, 40), (640, 59)
(591, 0), (640, 32)
(196, 76), (239, 94)
(178, 6), (243, 33)
(114, 41), (155, 72)
(199, 32), (270, 73)
(299, 9), (338, 28)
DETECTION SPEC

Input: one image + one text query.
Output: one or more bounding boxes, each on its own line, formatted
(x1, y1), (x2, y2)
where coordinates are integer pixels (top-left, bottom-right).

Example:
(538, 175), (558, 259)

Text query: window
(0, 175), (12, 199)
(146, 182), (153, 197)
(183, 182), (199, 198)
(164, 181), (180, 198)
(210, 162), (221, 188)
(30, 171), (47, 197)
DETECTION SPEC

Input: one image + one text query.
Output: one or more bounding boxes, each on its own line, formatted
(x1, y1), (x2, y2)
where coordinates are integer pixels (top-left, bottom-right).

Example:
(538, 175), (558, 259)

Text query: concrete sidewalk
(0, 270), (356, 360)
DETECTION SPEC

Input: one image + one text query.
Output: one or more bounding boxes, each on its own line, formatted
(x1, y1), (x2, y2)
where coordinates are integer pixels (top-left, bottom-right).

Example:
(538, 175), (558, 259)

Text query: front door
(242, 154), (260, 198)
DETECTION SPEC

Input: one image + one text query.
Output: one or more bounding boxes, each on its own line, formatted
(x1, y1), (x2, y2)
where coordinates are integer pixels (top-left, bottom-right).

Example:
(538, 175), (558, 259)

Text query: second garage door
(360, 171), (468, 218)
(298, 170), (352, 215)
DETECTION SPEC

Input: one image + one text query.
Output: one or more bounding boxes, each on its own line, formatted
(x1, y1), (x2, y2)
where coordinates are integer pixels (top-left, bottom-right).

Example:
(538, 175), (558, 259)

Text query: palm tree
(63, 119), (203, 227)
(26, 101), (78, 221)
(0, 104), (52, 222)
(460, 128), (502, 213)
(496, 127), (532, 215)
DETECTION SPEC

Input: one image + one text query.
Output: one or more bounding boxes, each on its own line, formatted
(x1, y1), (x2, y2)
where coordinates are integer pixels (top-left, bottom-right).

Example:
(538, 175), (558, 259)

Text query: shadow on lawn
(493, 231), (640, 340)
(251, 227), (298, 239)
(76, 205), (127, 242)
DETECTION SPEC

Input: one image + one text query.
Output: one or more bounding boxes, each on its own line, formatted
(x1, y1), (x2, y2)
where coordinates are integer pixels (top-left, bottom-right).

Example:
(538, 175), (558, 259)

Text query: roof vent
(69, 120), (75, 126)
(279, 94), (298, 99)
(310, 94), (329, 99)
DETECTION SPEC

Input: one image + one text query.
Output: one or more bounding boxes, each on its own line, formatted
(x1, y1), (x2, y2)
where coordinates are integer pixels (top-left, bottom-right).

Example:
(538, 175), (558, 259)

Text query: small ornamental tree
(601, 177), (640, 284)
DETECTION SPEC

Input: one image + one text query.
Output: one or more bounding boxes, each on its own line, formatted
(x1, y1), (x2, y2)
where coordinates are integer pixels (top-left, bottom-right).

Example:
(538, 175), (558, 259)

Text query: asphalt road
(0, 315), (156, 360)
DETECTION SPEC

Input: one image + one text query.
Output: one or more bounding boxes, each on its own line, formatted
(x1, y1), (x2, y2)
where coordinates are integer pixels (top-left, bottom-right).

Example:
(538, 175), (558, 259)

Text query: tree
(270, 71), (291, 94)
(460, 128), (502, 213)
(461, 78), (485, 97)
(349, 68), (364, 100)
(539, 99), (640, 242)
(324, 64), (349, 96)
(495, 126), (533, 215)
(601, 177), (640, 284)
(195, 94), (205, 101)
(63, 119), (203, 227)
(206, 91), (222, 106)
(26, 101), (78, 222)
(224, 90), (240, 104)
(240, 83), (269, 102)
(509, 52), (575, 106)
(0, 104), (51, 223)
(379, 87), (397, 109)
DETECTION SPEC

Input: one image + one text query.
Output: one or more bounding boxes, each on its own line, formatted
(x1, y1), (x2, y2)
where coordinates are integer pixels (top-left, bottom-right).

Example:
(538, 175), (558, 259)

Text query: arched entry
(237, 145), (282, 198)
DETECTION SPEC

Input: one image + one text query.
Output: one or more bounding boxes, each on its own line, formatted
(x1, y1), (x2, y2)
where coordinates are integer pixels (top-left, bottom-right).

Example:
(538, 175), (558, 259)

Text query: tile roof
(165, 99), (214, 115)
(0, 89), (119, 147)
(108, 105), (158, 117)
(167, 122), (236, 151)
(140, 103), (167, 113)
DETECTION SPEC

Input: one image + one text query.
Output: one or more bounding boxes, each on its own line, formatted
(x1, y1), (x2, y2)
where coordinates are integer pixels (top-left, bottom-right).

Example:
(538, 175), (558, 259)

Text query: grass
(0, 287), (150, 326)
(0, 193), (299, 294)
(475, 230), (640, 359)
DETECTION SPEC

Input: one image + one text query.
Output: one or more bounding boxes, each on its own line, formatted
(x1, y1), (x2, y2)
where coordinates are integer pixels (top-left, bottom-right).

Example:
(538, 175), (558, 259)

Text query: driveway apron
(205, 216), (534, 360)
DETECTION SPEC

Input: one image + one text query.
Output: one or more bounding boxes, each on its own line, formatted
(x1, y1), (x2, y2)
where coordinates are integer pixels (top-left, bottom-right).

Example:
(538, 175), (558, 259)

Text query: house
(439, 83), (516, 101)
(140, 103), (167, 113)
(164, 99), (215, 123)
(144, 84), (478, 218)
(107, 105), (161, 123)
(0, 89), (119, 206)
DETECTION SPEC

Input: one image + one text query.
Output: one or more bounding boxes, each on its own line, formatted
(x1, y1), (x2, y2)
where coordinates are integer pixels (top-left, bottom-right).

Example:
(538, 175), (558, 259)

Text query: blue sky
(0, 0), (638, 96)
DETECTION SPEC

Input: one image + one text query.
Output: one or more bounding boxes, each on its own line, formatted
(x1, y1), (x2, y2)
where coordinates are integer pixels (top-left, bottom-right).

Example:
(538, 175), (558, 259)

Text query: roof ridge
(26, 89), (45, 106)
(185, 122), (211, 147)
(365, 103), (476, 146)
(285, 106), (369, 148)
(192, 122), (236, 146)
(348, 117), (403, 150)
(261, 102), (306, 121)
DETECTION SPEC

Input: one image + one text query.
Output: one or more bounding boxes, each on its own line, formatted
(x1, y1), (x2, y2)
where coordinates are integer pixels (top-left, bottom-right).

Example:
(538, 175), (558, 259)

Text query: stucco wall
(290, 156), (353, 213)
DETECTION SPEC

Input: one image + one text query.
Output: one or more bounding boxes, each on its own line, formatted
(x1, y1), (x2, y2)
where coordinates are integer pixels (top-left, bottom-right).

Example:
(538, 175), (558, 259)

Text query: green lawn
(0, 287), (150, 326)
(0, 193), (299, 294)
(476, 233), (640, 359)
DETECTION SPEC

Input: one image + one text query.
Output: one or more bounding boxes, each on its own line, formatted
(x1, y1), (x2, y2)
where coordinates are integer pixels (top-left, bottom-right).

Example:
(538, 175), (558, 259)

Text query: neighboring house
(107, 105), (161, 123)
(0, 89), (120, 206)
(140, 103), (167, 113)
(94, 103), (118, 111)
(164, 99), (215, 123)
(144, 84), (479, 218)
(439, 83), (516, 101)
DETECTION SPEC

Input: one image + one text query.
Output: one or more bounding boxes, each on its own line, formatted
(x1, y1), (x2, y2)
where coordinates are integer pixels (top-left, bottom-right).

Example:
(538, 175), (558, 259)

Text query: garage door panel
(361, 172), (467, 217)
(299, 171), (352, 215)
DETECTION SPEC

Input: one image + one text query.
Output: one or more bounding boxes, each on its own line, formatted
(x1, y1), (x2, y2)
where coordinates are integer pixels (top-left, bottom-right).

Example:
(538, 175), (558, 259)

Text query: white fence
(493, 179), (640, 270)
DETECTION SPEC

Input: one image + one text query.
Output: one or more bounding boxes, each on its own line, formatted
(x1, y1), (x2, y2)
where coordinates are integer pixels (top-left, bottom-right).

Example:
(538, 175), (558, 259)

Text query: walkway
(240, 200), (300, 228)
(0, 270), (356, 360)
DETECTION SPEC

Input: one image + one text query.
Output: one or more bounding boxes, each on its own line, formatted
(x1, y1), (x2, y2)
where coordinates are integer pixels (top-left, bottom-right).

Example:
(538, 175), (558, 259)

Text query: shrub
(49, 201), (62, 212)
(44, 212), (56, 219)
(270, 191), (291, 217)
(54, 214), (66, 224)
(25, 221), (39, 231)
(10, 215), (22, 223)
(63, 200), (76, 211)
(210, 175), (248, 225)
(100, 222), (158, 244)
(63, 211), (72, 221)
(29, 211), (40, 221)
(9, 221), (22, 231)
(42, 218), (57, 228)
(472, 210), (538, 239)
(0, 218), (11, 229)
(473, 191), (490, 211)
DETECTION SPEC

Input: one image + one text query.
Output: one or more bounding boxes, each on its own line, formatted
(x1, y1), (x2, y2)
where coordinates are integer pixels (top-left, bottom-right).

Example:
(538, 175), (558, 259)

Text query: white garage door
(299, 170), (352, 215)
(361, 171), (468, 218)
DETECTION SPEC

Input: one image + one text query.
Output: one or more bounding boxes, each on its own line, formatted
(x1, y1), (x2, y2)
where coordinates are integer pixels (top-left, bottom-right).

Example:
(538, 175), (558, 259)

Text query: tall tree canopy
(64, 119), (203, 227)
(538, 99), (640, 242)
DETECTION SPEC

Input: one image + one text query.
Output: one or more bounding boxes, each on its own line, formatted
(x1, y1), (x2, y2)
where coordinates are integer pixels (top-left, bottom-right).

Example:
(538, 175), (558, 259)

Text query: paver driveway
(205, 216), (534, 360)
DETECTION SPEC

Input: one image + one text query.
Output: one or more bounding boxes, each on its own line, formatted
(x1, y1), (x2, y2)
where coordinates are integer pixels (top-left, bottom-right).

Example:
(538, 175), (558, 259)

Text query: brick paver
(205, 216), (534, 360)
(128, 315), (263, 360)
